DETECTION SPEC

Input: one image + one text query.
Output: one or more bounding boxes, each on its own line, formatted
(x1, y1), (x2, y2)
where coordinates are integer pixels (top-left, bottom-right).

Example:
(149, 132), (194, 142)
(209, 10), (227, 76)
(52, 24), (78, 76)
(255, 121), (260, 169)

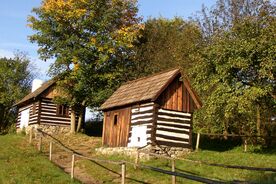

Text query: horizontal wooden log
(159, 108), (192, 116)
(157, 117), (191, 124)
(41, 103), (56, 107)
(131, 109), (154, 116)
(132, 102), (154, 108)
(158, 112), (191, 119)
(18, 105), (32, 112)
(131, 114), (153, 121)
(157, 122), (191, 130)
(131, 120), (153, 126)
(156, 134), (190, 143)
(40, 116), (70, 121)
(41, 109), (57, 113)
(156, 127), (190, 134)
(156, 140), (191, 148)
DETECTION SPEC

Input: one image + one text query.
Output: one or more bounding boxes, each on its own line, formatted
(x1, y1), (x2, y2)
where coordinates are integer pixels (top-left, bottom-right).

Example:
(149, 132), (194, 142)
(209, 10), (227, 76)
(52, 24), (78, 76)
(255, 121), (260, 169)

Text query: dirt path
(33, 134), (102, 184)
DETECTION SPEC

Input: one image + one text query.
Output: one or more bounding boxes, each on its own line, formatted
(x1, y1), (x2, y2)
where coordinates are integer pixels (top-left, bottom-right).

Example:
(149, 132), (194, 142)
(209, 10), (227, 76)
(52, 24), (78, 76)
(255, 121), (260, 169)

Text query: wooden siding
(157, 77), (196, 113)
(156, 108), (192, 148)
(102, 107), (131, 147)
(16, 103), (39, 128)
(17, 98), (80, 128)
(40, 98), (73, 126)
(127, 103), (155, 147)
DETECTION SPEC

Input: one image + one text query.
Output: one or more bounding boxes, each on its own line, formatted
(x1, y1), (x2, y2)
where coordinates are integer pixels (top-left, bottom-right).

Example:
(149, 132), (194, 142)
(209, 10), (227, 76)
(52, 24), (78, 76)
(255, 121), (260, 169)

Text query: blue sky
(0, 0), (215, 80)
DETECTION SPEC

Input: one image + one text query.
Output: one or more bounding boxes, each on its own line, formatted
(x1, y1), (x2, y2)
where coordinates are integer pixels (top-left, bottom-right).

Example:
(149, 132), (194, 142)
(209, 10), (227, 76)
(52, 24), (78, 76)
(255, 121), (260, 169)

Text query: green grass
(2, 133), (275, 184)
(0, 134), (80, 184)
(74, 145), (276, 184)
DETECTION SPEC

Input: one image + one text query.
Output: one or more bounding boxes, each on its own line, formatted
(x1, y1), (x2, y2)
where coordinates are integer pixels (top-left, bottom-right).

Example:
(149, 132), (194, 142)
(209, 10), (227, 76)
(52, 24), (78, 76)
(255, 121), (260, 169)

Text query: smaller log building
(15, 80), (82, 133)
(100, 68), (202, 148)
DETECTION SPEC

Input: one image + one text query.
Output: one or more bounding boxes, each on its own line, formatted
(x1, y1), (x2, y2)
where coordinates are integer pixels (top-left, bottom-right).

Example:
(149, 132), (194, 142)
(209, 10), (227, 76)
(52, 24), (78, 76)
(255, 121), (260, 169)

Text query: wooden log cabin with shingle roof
(15, 80), (83, 134)
(100, 68), (202, 148)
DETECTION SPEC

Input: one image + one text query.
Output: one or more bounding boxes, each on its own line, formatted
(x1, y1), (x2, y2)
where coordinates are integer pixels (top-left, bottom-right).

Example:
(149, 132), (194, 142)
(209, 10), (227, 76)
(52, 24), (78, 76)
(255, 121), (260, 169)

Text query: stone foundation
(17, 124), (70, 135)
(38, 124), (70, 134)
(96, 145), (191, 159)
(143, 145), (191, 158)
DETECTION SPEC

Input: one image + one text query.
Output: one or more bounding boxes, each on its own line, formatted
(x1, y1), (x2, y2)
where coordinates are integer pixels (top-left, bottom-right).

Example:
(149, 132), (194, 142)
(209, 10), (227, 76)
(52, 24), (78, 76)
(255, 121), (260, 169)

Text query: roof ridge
(123, 67), (180, 86)
(15, 79), (56, 106)
(100, 68), (182, 110)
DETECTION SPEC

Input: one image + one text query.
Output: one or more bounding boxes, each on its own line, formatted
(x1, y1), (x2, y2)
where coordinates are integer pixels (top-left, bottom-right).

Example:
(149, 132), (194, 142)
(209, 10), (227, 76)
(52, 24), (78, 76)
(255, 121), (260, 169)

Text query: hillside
(0, 134), (80, 184)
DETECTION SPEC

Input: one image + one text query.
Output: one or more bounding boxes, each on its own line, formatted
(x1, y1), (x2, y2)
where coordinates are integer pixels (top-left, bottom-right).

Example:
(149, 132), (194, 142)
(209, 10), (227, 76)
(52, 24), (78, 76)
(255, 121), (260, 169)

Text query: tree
(195, 0), (273, 39)
(132, 17), (202, 77)
(190, 0), (276, 140)
(0, 54), (34, 133)
(28, 0), (142, 133)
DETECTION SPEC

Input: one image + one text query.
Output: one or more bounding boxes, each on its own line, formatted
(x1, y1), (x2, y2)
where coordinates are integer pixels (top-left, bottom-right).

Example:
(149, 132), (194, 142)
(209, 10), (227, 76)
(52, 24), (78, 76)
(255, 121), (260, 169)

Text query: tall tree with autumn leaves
(28, 0), (142, 133)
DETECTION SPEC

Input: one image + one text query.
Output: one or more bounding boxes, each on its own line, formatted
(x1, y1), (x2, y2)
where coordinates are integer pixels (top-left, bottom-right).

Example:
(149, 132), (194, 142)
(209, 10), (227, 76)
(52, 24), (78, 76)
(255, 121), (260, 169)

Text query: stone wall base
(17, 124), (70, 135)
(142, 145), (191, 158)
(96, 145), (191, 159)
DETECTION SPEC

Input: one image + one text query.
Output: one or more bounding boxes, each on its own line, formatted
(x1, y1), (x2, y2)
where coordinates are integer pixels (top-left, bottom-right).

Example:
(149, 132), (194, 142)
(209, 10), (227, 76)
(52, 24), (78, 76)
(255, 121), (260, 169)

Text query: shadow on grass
(249, 144), (276, 155)
(192, 133), (243, 152)
(247, 172), (276, 184)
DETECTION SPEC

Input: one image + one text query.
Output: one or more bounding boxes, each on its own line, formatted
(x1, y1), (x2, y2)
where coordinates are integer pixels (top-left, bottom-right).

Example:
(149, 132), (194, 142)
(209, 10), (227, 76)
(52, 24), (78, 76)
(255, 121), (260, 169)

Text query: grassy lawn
(2, 133), (275, 184)
(71, 136), (276, 184)
(0, 134), (80, 184)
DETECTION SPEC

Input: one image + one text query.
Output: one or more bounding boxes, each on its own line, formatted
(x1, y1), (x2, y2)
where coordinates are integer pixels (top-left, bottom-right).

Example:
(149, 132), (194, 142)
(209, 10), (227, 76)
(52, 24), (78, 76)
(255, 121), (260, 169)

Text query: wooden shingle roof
(15, 80), (55, 106)
(100, 69), (182, 110)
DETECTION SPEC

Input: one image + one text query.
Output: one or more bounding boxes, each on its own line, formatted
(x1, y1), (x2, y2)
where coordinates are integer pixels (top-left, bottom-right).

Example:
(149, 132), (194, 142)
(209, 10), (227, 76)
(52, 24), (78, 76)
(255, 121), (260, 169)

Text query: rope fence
(28, 128), (276, 184)
(194, 132), (276, 152)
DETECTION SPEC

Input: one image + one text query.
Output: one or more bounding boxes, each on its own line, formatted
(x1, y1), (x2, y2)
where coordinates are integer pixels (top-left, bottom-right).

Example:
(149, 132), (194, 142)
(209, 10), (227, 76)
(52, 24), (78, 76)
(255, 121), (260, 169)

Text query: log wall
(40, 98), (71, 126)
(127, 102), (155, 147)
(17, 98), (80, 129)
(156, 108), (192, 148)
(16, 102), (39, 128)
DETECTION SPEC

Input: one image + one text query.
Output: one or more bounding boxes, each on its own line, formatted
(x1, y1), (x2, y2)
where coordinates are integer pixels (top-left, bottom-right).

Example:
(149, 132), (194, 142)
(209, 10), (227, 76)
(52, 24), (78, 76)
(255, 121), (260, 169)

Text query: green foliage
(190, 0), (276, 136)
(132, 17), (201, 77)
(0, 54), (33, 133)
(28, 0), (142, 108)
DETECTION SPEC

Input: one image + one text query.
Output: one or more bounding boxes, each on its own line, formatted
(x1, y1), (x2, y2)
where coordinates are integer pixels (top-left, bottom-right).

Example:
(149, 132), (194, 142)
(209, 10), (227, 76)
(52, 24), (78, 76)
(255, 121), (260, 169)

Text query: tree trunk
(76, 101), (86, 133)
(223, 119), (229, 140)
(256, 104), (261, 136)
(70, 108), (76, 134)
(76, 110), (83, 133)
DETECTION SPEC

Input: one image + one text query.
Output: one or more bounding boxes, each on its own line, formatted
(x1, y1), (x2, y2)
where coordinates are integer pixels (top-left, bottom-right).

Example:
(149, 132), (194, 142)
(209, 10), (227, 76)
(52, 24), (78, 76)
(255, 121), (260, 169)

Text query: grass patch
(74, 145), (276, 184)
(0, 134), (80, 184)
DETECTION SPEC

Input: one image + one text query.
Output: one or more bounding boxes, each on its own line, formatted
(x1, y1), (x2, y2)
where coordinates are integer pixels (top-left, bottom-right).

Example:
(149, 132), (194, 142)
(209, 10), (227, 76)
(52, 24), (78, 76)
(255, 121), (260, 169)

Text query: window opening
(56, 105), (69, 116)
(113, 114), (118, 125)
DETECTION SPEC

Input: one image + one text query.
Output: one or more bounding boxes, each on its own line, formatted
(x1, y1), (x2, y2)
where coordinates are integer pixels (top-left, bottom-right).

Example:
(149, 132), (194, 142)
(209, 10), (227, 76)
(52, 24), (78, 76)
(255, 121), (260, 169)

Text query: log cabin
(15, 80), (83, 134)
(100, 68), (202, 149)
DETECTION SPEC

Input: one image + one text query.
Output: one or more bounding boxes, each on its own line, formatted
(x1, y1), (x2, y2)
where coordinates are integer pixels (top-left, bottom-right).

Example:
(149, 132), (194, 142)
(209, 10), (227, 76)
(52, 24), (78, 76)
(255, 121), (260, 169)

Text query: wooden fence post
(172, 159), (176, 184)
(121, 162), (126, 184)
(71, 154), (75, 179)
(29, 127), (33, 144)
(38, 136), (42, 152)
(134, 151), (140, 169)
(244, 139), (247, 152)
(196, 133), (200, 151)
(49, 141), (53, 161)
